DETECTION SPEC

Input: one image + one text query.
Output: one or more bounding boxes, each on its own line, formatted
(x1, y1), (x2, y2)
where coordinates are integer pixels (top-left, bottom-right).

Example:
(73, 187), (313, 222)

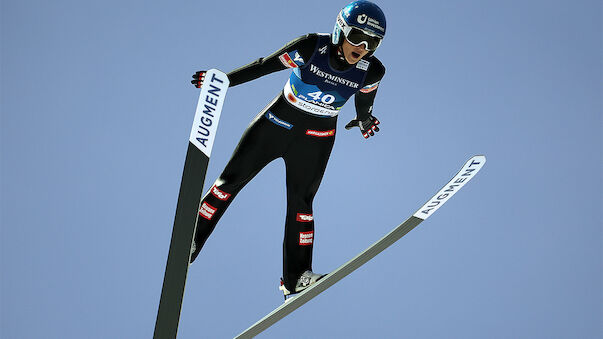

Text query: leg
(281, 134), (335, 291)
(191, 109), (289, 262)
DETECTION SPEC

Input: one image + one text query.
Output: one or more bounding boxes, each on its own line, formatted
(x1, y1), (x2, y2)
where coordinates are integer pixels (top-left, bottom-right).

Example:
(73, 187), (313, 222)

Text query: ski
(234, 155), (486, 339)
(154, 69), (229, 339)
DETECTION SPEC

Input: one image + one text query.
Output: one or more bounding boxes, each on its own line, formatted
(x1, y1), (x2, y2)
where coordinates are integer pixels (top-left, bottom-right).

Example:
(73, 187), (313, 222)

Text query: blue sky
(1, 0), (601, 338)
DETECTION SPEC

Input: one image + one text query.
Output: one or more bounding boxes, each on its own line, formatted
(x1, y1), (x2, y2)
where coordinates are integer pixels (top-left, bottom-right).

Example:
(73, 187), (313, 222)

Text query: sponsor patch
(210, 185), (231, 201)
(293, 51), (305, 65)
(199, 202), (217, 220)
(360, 81), (379, 93)
(357, 14), (368, 24)
(308, 64), (359, 88)
(299, 231), (314, 245)
(356, 59), (370, 71)
(279, 52), (298, 69)
(306, 129), (335, 137)
(265, 111), (293, 130)
(296, 213), (314, 222)
(287, 92), (297, 103)
(367, 18), (385, 33)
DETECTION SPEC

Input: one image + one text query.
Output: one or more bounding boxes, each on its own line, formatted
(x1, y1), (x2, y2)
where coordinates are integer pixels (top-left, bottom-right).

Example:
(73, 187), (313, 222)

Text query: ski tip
(463, 155), (487, 175)
(412, 155), (486, 220)
(470, 154), (486, 163)
(467, 155), (487, 169)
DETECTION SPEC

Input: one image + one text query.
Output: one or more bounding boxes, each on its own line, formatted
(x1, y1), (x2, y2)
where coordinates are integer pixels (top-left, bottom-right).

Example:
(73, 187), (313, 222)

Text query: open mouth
(351, 51), (361, 59)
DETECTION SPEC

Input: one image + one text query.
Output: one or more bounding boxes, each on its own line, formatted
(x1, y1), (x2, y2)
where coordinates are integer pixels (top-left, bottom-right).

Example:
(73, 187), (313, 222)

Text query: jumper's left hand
(191, 71), (207, 88)
(345, 114), (380, 139)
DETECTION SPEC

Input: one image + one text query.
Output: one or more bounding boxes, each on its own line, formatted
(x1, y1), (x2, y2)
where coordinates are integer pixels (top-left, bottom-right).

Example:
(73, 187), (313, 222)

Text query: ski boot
(189, 239), (198, 264)
(279, 270), (326, 301)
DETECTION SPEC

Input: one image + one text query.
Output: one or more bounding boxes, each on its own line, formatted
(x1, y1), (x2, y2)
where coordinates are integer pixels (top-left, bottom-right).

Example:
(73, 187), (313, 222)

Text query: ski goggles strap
(343, 27), (382, 51)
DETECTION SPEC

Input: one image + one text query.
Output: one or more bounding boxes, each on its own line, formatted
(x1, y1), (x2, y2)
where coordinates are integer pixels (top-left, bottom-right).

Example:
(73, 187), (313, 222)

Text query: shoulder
(357, 56), (385, 93)
(366, 56), (386, 78)
(286, 33), (320, 48)
(281, 33), (321, 60)
(359, 55), (385, 86)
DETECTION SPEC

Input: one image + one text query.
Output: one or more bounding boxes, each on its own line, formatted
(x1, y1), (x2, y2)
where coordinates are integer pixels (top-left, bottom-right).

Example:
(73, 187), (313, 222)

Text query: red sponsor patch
(278, 53), (298, 69)
(299, 231), (314, 245)
(287, 92), (297, 103)
(306, 129), (335, 137)
(199, 202), (217, 220)
(296, 213), (314, 222)
(210, 185), (231, 201)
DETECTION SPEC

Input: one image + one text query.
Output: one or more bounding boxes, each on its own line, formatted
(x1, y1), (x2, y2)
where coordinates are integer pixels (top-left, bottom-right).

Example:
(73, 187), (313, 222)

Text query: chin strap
(335, 46), (347, 63)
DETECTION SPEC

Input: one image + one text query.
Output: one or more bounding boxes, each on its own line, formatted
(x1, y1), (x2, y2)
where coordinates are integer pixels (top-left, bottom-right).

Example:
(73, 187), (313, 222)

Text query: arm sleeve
(226, 34), (318, 87)
(354, 57), (386, 120)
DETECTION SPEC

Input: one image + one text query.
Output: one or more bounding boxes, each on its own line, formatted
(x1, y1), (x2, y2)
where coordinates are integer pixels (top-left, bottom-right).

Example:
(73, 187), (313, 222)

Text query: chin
(345, 56), (360, 64)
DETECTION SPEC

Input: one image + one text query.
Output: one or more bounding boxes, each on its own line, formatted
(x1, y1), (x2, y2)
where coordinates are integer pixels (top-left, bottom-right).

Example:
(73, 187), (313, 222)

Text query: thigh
(216, 106), (291, 191)
(283, 132), (336, 202)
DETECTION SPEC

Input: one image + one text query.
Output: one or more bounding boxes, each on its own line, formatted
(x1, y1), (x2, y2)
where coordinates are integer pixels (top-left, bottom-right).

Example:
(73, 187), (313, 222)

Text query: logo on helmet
(367, 17), (385, 33)
(357, 14), (368, 24)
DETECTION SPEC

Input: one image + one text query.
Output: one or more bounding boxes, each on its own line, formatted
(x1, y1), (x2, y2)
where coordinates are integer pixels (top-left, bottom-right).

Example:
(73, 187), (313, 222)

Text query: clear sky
(1, 0), (601, 338)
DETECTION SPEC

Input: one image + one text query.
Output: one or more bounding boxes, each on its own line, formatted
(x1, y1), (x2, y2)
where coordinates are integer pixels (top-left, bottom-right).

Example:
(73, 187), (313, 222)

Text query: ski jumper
(192, 33), (386, 292)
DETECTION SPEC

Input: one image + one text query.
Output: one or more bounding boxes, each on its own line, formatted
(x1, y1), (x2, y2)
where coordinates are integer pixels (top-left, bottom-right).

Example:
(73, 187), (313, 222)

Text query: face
(341, 39), (369, 64)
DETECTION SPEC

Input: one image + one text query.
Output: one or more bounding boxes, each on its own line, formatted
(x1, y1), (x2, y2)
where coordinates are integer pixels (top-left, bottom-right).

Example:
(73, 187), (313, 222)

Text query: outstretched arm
(192, 34), (318, 88)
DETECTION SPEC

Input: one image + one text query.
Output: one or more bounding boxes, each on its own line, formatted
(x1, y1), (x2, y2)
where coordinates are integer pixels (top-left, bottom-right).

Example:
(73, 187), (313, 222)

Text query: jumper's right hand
(345, 114), (380, 139)
(191, 71), (207, 88)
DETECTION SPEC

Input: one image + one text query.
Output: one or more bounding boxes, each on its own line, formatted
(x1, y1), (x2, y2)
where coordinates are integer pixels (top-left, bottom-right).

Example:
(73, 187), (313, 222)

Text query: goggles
(342, 26), (383, 51)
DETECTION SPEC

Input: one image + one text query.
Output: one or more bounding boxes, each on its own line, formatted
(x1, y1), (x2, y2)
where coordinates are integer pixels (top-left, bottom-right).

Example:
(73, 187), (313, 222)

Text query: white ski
(234, 155), (486, 339)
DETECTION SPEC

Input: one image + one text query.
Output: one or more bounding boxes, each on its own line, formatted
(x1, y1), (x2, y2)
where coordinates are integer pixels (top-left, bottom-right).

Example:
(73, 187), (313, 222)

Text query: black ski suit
(192, 33), (385, 292)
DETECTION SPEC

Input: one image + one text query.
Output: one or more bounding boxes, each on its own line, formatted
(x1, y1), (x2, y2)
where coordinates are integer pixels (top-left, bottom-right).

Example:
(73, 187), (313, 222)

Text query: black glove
(191, 71), (207, 88)
(345, 115), (380, 139)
